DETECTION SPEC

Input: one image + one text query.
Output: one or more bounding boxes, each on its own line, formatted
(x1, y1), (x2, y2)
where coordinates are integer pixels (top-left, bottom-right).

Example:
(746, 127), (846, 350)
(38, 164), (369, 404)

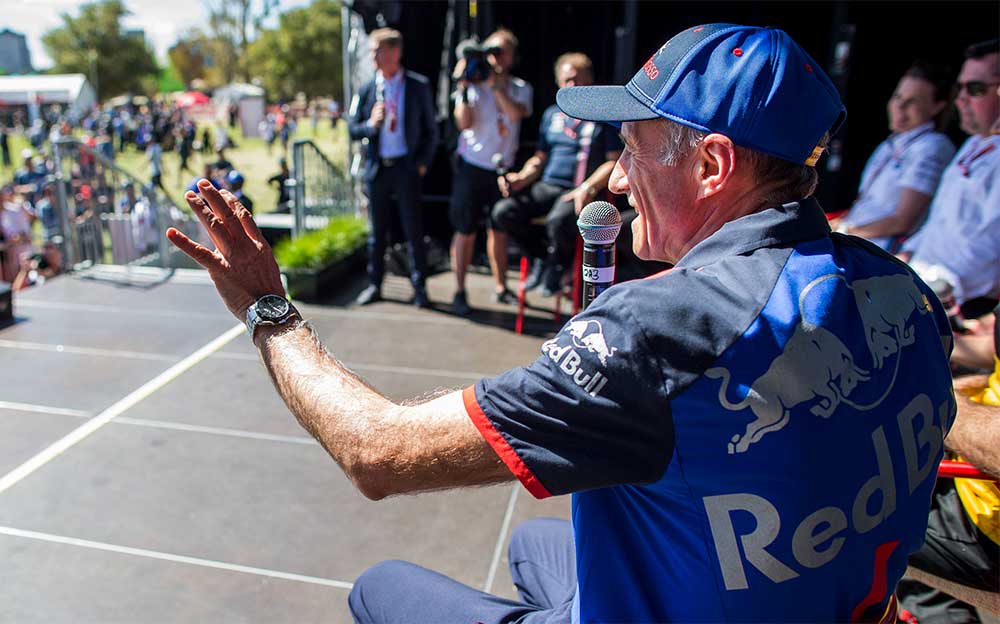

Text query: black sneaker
(452, 290), (471, 316)
(413, 286), (431, 309)
(540, 264), (565, 297)
(355, 285), (381, 305)
(493, 287), (517, 304)
(523, 258), (546, 291)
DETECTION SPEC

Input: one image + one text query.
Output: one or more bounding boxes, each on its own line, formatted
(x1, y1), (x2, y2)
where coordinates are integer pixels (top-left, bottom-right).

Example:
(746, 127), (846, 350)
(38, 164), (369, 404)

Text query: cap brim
(556, 85), (659, 124)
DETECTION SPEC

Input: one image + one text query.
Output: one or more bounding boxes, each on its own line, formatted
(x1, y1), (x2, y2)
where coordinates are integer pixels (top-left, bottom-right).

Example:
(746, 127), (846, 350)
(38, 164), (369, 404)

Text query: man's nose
(608, 160), (628, 195)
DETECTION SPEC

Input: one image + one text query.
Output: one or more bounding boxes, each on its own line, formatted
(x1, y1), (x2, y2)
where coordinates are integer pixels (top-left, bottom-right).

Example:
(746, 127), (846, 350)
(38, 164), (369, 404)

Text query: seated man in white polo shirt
(901, 40), (1000, 315)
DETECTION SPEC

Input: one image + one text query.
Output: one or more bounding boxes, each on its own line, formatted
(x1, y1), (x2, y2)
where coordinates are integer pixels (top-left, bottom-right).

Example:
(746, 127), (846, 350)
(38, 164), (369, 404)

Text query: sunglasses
(955, 80), (1000, 97)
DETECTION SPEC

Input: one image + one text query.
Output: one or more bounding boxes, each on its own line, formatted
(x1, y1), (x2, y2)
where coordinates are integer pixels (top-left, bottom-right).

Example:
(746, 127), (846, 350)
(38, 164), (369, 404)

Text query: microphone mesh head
(491, 153), (504, 167)
(577, 201), (622, 244)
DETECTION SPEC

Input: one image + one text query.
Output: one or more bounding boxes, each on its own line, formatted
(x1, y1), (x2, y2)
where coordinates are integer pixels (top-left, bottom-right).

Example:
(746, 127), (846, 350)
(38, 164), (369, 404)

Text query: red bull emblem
(708, 272), (937, 455)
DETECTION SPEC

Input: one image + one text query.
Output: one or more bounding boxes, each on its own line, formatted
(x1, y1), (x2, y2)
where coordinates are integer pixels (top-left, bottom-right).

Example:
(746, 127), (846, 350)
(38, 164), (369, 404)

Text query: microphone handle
(581, 241), (615, 309)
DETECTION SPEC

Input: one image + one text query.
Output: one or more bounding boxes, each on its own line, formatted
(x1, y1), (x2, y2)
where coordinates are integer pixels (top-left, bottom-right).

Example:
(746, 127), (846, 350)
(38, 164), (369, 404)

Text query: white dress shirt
(904, 134), (1000, 303)
(376, 70), (407, 159)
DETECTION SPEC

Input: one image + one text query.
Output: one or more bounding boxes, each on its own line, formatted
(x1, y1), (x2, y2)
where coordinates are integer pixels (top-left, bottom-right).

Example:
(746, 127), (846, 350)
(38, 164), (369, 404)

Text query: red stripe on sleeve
(462, 386), (552, 499)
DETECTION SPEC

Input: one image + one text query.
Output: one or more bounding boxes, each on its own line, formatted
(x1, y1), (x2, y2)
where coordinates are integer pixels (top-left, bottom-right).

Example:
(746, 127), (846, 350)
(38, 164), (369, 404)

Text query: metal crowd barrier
(289, 139), (357, 238)
(49, 137), (203, 272)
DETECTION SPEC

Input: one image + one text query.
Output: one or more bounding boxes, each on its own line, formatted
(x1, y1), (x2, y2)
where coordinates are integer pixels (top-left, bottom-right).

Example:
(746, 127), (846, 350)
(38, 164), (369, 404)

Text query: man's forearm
(581, 160), (616, 195)
(946, 375), (1000, 477)
(252, 321), (511, 499)
(254, 321), (394, 488)
(848, 214), (909, 239)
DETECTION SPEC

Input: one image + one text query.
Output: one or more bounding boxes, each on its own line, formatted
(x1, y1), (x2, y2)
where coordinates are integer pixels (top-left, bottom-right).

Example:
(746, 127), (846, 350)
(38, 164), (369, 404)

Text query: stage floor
(0, 265), (571, 623)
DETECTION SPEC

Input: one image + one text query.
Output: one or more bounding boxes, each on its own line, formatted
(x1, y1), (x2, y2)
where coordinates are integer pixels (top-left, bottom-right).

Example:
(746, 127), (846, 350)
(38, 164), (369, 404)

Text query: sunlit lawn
(1, 120), (350, 215)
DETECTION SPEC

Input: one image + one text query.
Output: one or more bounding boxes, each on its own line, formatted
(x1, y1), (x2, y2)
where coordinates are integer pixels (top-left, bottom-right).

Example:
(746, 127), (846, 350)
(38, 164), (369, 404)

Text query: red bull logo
(703, 391), (953, 591)
(567, 320), (618, 365)
(708, 273), (942, 455)
(541, 319), (619, 398)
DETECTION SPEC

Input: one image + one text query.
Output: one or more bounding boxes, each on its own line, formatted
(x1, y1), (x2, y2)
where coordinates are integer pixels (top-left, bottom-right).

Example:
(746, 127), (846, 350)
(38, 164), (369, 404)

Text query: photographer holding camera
(449, 28), (533, 315)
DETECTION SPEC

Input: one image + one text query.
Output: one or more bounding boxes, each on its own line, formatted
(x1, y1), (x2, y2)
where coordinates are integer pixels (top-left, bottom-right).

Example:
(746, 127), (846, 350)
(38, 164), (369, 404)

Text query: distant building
(0, 28), (33, 75)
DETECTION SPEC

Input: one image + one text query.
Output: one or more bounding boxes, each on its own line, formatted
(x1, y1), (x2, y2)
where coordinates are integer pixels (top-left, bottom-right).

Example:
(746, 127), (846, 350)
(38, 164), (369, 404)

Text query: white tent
(213, 82), (266, 138)
(0, 74), (97, 122)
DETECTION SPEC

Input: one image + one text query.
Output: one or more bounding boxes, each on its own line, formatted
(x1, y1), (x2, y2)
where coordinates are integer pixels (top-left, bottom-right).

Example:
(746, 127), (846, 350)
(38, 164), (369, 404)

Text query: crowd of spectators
(0, 94), (276, 290)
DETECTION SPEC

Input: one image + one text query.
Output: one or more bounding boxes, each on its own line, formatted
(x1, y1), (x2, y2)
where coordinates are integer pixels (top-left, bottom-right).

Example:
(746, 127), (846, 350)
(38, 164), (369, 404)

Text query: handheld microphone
(491, 152), (507, 176)
(577, 201), (622, 309)
(375, 80), (385, 103)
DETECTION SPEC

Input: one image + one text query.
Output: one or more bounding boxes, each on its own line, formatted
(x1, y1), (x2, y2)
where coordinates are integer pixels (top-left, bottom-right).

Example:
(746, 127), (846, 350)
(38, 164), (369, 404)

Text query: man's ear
(697, 133), (736, 199)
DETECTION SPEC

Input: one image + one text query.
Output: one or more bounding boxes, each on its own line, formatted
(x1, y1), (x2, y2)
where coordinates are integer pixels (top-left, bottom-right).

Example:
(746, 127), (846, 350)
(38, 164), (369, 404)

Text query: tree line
(42, 0), (343, 103)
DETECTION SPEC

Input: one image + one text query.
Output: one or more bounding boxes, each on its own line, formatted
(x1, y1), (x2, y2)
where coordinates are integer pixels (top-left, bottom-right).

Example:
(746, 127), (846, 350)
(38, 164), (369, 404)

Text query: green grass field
(2, 121), (350, 216)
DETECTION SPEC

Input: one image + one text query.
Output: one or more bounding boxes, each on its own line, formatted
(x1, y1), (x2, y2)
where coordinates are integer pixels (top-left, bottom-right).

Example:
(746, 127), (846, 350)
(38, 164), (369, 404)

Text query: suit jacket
(348, 70), (438, 182)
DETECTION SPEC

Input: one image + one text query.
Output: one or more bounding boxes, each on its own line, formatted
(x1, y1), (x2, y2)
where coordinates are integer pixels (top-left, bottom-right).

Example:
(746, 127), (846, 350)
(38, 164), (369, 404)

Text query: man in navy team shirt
(169, 24), (956, 622)
(491, 52), (622, 298)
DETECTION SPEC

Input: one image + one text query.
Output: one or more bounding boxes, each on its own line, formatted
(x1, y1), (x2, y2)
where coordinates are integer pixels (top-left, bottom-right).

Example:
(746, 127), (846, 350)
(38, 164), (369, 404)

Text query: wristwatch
(245, 294), (299, 339)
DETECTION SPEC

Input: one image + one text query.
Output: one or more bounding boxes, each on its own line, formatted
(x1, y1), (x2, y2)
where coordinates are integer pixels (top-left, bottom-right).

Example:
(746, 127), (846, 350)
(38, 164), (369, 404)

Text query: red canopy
(176, 91), (210, 108)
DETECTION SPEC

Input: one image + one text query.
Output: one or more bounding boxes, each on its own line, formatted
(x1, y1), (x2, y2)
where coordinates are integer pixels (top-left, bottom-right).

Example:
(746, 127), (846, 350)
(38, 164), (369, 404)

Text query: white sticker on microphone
(582, 266), (615, 283)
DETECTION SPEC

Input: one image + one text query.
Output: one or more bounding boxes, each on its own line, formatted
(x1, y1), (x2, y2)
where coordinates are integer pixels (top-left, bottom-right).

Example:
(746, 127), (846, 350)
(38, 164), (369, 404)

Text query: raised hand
(166, 179), (286, 321)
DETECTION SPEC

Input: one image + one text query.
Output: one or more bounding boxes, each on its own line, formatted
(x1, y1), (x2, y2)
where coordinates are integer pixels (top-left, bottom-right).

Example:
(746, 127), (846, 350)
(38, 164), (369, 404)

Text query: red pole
(937, 460), (997, 481)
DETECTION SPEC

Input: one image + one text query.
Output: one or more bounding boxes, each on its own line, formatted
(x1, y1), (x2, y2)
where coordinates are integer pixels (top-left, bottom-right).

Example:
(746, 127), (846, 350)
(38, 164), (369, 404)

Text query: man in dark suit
(349, 28), (439, 307)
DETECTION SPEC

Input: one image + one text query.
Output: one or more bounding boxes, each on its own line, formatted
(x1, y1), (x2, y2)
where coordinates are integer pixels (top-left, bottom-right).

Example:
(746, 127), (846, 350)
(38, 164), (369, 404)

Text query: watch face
(257, 295), (290, 321)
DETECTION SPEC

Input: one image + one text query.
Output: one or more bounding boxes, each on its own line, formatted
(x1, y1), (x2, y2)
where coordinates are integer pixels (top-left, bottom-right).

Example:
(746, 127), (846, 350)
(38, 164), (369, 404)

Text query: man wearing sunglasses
(901, 39), (1000, 318)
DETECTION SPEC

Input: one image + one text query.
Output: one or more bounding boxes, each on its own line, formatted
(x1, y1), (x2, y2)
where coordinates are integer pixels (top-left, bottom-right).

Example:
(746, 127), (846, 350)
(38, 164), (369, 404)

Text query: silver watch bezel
(246, 295), (296, 337)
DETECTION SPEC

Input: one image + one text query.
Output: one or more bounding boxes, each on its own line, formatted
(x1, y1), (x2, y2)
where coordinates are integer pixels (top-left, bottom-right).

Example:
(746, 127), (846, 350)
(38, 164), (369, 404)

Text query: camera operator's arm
(453, 91), (474, 131)
(491, 73), (529, 121)
(451, 59), (475, 131)
(498, 150), (547, 197)
(947, 374), (1000, 478)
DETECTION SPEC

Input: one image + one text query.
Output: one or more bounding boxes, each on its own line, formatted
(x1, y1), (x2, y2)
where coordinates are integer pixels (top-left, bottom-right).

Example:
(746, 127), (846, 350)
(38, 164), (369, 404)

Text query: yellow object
(954, 357), (1000, 546)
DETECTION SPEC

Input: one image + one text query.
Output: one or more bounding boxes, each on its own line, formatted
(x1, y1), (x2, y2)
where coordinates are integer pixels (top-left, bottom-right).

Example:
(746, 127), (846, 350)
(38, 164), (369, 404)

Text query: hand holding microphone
(577, 201), (622, 309)
(370, 82), (386, 128)
(493, 153), (512, 197)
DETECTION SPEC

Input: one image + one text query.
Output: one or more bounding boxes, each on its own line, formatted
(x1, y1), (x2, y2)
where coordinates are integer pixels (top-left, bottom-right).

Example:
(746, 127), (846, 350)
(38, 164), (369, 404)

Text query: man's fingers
(166, 227), (222, 271)
(220, 189), (266, 245)
(185, 190), (232, 252)
(197, 179), (238, 226)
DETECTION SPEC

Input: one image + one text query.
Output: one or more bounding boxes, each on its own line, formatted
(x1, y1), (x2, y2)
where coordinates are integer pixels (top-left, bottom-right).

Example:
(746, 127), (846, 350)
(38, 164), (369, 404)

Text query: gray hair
(657, 121), (706, 166)
(655, 118), (824, 204)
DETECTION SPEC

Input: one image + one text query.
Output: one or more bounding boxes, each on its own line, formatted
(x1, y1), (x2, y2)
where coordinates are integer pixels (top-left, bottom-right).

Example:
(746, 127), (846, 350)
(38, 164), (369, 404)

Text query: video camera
(456, 38), (503, 83)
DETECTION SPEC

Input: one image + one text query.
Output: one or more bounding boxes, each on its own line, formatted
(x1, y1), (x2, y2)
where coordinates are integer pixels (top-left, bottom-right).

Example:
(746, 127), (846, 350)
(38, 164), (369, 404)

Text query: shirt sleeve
(899, 137), (955, 196)
(463, 285), (673, 498)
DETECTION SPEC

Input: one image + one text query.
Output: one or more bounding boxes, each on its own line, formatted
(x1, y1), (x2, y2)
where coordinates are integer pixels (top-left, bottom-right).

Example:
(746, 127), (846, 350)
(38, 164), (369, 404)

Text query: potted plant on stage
(274, 216), (368, 301)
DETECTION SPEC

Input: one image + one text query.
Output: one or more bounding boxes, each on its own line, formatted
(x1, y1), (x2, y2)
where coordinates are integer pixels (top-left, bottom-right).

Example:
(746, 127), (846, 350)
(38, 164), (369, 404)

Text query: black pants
(492, 181), (569, 262)
(897, 480), (999, 623)
(366, 161), (427, 289)
(449, 158), (502, 235)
